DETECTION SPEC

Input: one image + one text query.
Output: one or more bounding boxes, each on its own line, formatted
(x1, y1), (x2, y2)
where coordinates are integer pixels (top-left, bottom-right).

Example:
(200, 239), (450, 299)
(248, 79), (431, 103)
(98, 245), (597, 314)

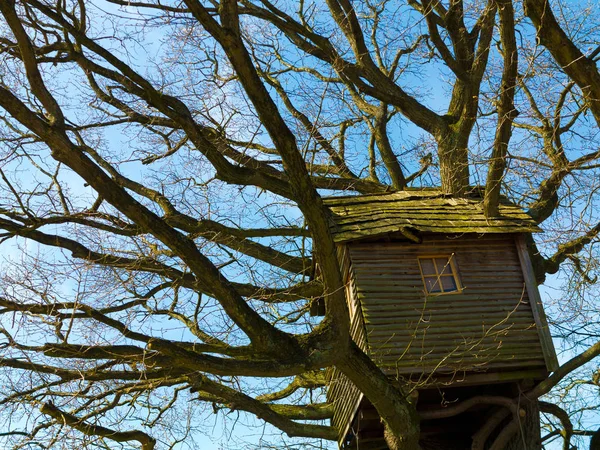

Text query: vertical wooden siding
(347, 234), (548, 379)
(328, 245), (367, 444)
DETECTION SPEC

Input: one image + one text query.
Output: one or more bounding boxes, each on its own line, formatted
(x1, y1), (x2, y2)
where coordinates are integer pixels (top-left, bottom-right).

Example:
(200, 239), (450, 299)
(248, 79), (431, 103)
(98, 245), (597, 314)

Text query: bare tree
(0, 0), (600, 449)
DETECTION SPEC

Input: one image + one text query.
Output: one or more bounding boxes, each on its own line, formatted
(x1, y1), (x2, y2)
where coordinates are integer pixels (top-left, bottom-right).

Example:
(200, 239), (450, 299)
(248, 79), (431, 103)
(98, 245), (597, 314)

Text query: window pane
(441, 275), (458, 292)
(420, 258), (436, 275)
(425, 277), (442, 293)
(435, 258), (452, 276)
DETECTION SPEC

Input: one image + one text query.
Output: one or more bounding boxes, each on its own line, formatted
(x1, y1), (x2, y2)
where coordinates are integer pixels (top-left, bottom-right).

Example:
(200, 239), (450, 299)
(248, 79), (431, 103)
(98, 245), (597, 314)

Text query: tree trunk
(437, 132), (470, 196)
(338, 343), (422, 450)
(505, 401), (542, 450)
(384, 425), (422, 450)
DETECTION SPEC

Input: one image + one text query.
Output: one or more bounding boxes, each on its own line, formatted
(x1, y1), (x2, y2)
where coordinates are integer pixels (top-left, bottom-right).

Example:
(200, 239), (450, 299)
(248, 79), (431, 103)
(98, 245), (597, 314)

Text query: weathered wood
(367, 315), (533, 326)
(333, 211), (535, 224)
(515, 234), (559, 372)
(374, 359), (544, 373)
(328, 367), (363, 445)
(368, 333), (541, 346)
(323, 189), (530, 207)
(347, 235), (550, 380)
(362, 302), (531, 313)
(399, 368), (549, 386)
(372, 349), (545, 364)
(328, 245), (367, 445)
(324, 190), (541, 242)
(325, 198), (557, 446)
(334, 226), (540, 243)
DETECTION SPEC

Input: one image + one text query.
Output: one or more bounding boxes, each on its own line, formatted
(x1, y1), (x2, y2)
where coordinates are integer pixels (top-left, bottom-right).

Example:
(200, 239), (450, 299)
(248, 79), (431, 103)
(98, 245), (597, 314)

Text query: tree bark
(484, 0), (518, 217)
(505, 401), (541, 450)
(523, 0), (600, 127)
(437, 131), (470, 196)
(337, 342), (422, 450)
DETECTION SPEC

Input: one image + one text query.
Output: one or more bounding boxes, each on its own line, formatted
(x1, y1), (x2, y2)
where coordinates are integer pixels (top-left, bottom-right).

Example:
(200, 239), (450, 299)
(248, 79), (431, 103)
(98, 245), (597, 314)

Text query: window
(418, 255), (461, 294)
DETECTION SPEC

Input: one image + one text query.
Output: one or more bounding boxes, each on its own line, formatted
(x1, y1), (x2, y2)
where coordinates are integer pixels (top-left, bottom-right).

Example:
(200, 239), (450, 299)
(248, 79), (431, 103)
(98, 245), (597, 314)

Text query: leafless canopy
(0, 0), (600, 449)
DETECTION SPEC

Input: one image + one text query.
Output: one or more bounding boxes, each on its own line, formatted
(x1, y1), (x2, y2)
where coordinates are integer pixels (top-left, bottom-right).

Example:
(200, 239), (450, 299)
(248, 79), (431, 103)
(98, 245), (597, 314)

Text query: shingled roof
(323, 189), (540, 243)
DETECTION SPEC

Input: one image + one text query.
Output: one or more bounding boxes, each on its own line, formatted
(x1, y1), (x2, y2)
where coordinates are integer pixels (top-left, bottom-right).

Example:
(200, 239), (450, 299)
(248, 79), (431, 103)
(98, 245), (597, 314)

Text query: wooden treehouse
(320, 189), (558, 449)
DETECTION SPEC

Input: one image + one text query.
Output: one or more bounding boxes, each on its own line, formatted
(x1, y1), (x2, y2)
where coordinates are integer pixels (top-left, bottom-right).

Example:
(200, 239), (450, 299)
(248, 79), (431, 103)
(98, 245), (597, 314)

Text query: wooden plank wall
(515, 235), (559, 371)
(328, 245), (367, 444)
(347, 234), (547, 381)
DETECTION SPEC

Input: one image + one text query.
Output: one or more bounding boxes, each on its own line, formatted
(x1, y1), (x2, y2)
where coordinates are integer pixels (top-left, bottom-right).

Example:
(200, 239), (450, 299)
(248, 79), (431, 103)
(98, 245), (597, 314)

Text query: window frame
(417, 254), (462, 295)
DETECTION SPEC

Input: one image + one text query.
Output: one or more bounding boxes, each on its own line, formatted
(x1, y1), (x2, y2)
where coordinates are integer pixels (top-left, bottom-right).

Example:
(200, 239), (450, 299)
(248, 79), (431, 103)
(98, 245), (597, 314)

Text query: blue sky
(1, 0), (600, 448)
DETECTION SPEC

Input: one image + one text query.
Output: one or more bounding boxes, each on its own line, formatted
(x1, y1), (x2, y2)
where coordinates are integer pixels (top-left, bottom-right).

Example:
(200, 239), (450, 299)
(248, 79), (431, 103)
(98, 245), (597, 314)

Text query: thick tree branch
(372, 104), (406, 189)
(181, 0), (350, 346)
(524, 0), (600, 126)
(0, 84), (298, 354)
(539, 401), (573, 450)
(484, 0), (518, 217)
(528, 340), (600, 399)
(40, 402), (156, 450)
(543, 221), (600, 275)
(257, 371), (327, 402)
(188, 373), (337, 440)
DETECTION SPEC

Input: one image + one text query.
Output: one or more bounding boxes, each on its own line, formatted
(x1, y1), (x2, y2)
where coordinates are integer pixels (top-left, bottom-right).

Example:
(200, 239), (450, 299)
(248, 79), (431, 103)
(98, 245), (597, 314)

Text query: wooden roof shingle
(323, 190), (540, 242)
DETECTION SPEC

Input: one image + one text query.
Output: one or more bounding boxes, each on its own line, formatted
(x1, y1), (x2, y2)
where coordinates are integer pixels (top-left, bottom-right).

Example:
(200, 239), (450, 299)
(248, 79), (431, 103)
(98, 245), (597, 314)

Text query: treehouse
(321, 189), (558, 449)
